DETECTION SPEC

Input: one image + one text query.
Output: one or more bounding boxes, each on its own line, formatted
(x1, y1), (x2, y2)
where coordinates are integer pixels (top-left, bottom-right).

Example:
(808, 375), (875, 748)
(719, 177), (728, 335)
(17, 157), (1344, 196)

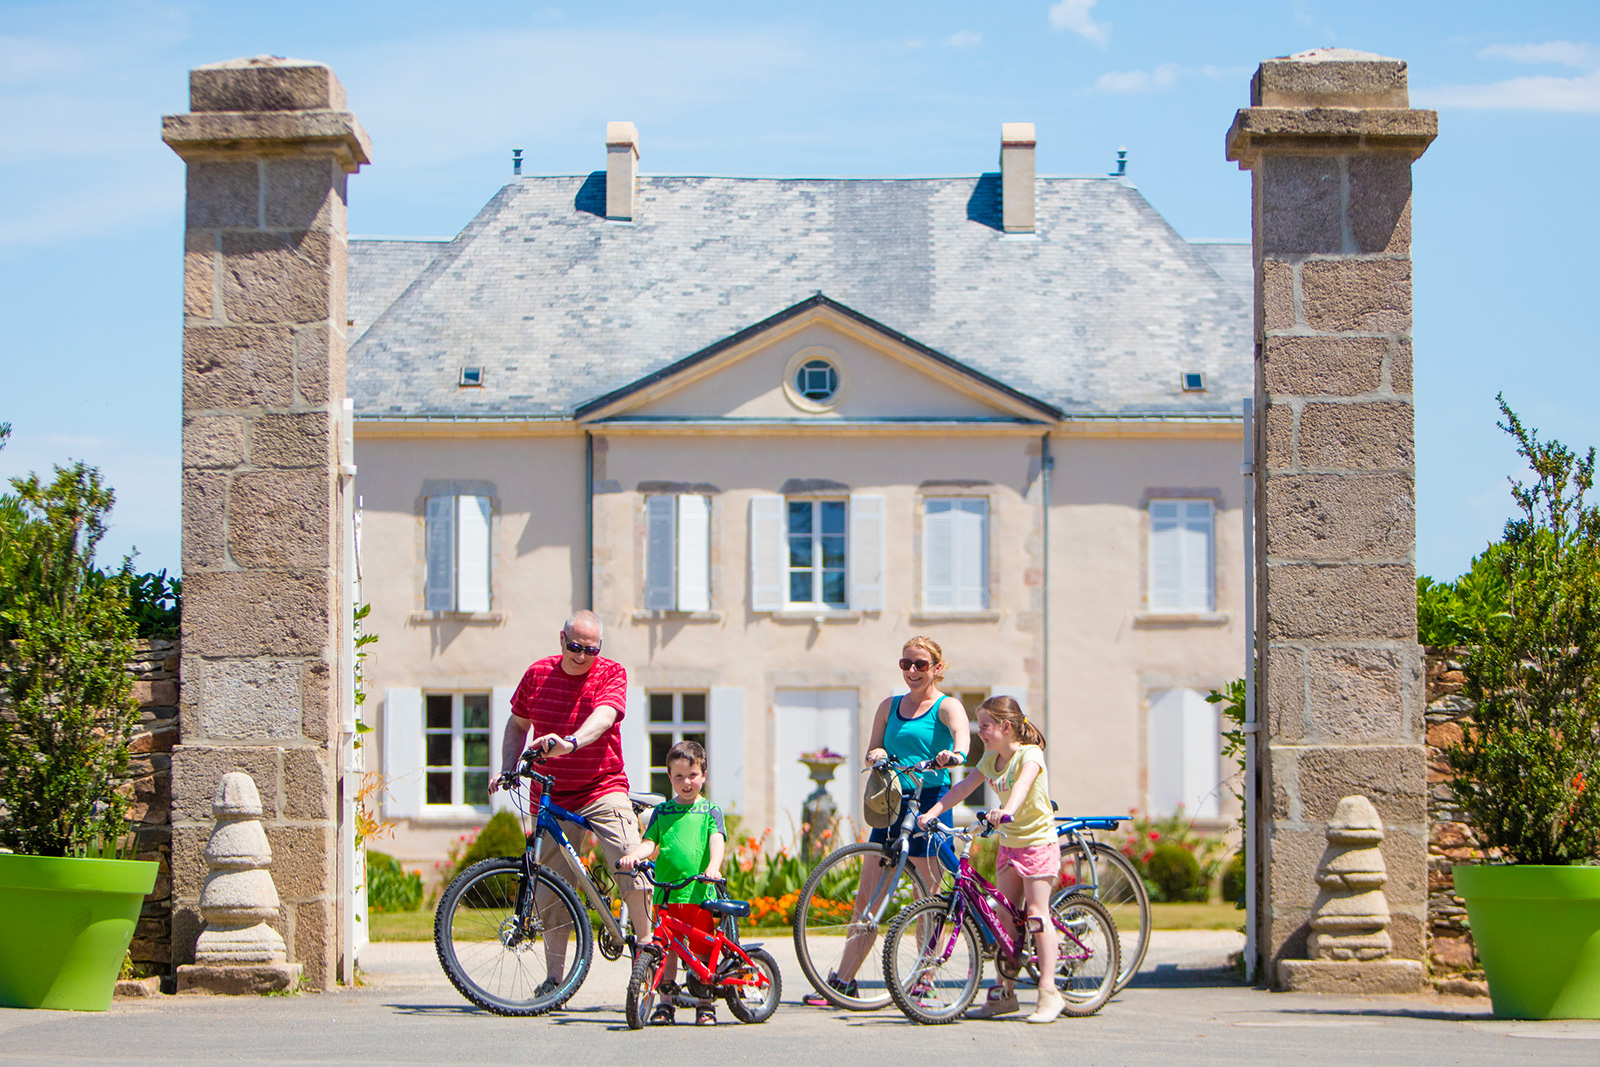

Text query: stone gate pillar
(1226, 50), (1436, 987)
(163, 57), (370, 990)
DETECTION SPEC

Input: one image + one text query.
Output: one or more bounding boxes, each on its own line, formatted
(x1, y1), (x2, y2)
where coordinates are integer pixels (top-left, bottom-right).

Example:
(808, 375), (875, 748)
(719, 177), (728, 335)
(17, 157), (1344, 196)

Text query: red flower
(1148, 832), (1161, 841)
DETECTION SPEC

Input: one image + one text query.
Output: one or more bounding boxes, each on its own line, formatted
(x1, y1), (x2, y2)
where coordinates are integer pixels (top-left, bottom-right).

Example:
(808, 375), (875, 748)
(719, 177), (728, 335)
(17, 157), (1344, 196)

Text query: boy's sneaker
(966, 985), (1019, 1018)
(801, 971), (858, 1007)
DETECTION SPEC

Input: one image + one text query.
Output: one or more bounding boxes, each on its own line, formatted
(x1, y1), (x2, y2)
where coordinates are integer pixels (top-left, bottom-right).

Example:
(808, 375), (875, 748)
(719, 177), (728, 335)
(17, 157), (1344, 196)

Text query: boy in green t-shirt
(620, 740), (726, 1025)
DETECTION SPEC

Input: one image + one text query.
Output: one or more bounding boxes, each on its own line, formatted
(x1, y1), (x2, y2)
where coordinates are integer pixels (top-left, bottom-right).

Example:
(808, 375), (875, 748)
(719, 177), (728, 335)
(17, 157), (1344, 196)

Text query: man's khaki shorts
(538, 791), (642, 895)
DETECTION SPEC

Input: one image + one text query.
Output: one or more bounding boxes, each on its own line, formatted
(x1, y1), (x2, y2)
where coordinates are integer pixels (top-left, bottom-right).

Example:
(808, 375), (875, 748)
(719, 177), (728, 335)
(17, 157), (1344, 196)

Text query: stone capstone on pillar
(176, 772), (302, 993)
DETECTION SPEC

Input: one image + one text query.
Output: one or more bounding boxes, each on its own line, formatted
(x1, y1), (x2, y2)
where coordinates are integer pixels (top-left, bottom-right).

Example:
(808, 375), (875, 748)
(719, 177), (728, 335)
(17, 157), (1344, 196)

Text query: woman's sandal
(649, 1002), (676, 1025)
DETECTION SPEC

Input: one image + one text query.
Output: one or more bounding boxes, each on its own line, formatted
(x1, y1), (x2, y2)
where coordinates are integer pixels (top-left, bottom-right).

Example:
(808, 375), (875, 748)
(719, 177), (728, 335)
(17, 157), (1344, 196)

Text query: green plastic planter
(0, 853), (158, 1011)
(1453, 864), (1600, 1019)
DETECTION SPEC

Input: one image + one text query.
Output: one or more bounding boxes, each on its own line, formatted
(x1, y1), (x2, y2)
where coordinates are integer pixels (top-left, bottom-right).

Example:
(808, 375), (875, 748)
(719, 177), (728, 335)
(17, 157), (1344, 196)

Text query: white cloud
(1479, 41), (1596, 68)
(1093, 63), (1180, 95)
(1419, 70), (1600, 112)
(943, 31), (982, 50)
(1048, 0), (1109, 47)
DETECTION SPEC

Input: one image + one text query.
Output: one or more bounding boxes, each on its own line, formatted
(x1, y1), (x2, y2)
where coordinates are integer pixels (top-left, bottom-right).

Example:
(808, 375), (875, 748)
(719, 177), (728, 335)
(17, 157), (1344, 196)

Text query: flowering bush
(1114, 808), (1231, 903)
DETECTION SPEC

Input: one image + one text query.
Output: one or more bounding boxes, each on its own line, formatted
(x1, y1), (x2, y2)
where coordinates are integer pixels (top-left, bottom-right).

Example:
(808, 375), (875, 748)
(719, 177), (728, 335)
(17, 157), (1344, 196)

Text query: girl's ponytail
(978, 695), (1046, 751)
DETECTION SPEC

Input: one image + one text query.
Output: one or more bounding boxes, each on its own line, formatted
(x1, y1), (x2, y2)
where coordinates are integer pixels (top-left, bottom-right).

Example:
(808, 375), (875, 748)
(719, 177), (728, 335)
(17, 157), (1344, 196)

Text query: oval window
(795, 359), (839, 402)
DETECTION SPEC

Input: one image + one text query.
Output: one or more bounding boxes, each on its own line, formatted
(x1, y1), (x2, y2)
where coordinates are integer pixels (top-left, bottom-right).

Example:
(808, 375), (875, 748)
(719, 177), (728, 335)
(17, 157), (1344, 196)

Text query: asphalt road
(2, 933), (1595, 1066)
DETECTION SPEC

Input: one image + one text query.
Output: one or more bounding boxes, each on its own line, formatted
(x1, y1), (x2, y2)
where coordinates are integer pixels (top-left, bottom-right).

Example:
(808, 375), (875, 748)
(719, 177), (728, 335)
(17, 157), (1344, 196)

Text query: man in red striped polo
(491, 609), (651, 951)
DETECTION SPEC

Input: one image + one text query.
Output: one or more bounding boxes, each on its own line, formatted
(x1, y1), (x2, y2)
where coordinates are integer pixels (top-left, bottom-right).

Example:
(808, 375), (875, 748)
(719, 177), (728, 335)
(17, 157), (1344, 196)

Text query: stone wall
(125, 638), (179, 978)
(1424, 648), (1490, 994)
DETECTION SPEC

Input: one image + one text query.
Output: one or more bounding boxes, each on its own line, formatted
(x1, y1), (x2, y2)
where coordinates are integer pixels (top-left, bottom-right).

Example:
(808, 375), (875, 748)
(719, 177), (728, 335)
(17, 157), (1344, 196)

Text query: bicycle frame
(647, 908), (769, 994)
(850, 758), (941, 927)
(1053, 816), (1127, 895)
(510, 778), (631, 951)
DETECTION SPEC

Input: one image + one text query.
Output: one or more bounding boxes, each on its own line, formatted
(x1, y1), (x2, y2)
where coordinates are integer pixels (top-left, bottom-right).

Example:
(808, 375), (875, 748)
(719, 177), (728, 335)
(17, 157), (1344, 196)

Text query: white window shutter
(1181, 501), (1214, 612)
(456, 495), (491, 613)
(1149, 501), (1181, 611)
(1147, 689), (1184, 816)
(424, 497), (455, 611)
(749, 494), (784, 611)
(383, 688), (424, 818)
(848, 493), (885, 611)
(708, 686), (745, 813)
(1181, 688), (1221, 819)
(954, 499), (988, 609)
(676, 495), (711, 612)
(645, 495), (676, 610)
(923, 499), (954, 609)
(489, 686), (516, 814)
(622, 686), (648, 790)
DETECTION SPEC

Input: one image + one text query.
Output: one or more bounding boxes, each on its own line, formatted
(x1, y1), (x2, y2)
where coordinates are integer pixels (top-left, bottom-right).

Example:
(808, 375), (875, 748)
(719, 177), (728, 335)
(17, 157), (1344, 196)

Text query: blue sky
(2, 0), (1597, 582)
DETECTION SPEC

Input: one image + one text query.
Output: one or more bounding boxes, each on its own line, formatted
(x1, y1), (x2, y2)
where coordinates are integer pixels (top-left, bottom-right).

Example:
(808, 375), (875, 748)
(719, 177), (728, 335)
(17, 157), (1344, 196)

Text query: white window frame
(425, 494), (492, 613)
(645, 494), (711, 612)
(422, 691), (493, 813)
(1147, 498), (1215, 613)
(645, 691), (709, 798)
(785, 498), (849, 608)
(923, 497), (989, 611)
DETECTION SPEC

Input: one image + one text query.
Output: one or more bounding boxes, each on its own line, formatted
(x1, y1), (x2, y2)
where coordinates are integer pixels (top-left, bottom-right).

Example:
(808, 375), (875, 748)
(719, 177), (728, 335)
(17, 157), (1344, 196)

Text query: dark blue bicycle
(433, 746), (661, 1015)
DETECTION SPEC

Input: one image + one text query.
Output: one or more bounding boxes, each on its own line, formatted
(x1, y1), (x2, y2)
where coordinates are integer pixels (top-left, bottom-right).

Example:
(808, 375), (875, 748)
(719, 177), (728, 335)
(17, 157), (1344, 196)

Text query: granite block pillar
(163, 56), (370, 990)
(1226, 48), (1436, 989)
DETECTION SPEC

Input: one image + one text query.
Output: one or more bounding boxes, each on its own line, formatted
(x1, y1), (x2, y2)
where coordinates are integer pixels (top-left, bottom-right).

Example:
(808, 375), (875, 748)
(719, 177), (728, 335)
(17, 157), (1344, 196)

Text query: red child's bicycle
(623, 862), (782, 1029)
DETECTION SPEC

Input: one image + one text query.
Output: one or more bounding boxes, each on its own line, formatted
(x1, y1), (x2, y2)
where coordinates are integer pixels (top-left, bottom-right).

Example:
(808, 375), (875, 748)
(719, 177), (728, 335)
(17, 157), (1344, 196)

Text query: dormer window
(459, 367), (484, 387)
(1181, 372), (1206, 392)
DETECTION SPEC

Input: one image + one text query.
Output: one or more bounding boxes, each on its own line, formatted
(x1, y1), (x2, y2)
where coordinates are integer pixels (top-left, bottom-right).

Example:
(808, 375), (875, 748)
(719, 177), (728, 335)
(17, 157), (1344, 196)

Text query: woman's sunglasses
(898, 658), (934, 672)
(564, 637), (602, 656)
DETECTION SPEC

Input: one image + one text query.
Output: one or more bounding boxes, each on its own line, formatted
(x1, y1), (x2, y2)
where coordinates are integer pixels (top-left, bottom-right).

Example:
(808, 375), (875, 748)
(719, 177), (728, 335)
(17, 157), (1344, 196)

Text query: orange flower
(1576, 773), (1587, 794)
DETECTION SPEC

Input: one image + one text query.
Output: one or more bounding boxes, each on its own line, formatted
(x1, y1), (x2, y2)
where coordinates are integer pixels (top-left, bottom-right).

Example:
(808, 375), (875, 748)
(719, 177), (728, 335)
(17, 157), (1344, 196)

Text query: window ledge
(632, 610), (725, 623)
(909, 609), (1002, 624)
(409, 806), (493, 823)
(408, 611), (506, 625)
(1132, 611), (1230, 628)
(770, 609), (864, 623)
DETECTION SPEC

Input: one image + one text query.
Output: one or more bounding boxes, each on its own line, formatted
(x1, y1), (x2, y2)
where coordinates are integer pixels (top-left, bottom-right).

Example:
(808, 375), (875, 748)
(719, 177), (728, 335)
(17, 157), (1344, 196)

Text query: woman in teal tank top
(803, 636), (969, 1006)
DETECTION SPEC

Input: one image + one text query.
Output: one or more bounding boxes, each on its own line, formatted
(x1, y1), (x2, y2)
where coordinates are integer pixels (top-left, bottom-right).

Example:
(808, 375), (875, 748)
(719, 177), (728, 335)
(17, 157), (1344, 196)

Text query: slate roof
(347, 173), (1252, 420)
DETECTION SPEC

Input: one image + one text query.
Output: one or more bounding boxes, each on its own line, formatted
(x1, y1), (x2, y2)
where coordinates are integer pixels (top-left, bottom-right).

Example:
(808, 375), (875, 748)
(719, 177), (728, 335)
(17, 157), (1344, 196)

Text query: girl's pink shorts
(996, 841), (1060, 880)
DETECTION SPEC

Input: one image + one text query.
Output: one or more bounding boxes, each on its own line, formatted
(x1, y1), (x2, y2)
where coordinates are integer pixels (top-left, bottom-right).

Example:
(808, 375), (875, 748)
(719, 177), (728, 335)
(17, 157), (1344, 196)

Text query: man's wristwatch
(564, 734), (579, 752)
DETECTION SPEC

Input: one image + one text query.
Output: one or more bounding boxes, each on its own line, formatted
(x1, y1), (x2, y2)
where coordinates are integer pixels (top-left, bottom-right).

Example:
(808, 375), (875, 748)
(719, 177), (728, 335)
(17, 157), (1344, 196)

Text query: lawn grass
(1149, 902), (1245, 930)
(369, 908), (436, 942)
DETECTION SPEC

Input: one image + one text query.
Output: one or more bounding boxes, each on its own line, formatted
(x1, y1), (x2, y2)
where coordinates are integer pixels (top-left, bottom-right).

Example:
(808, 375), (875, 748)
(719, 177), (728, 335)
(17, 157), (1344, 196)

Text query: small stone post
(177, 773), (302, 993)
(163, 56), (370, 989)
(1226, 49), (1436, 987)
(1279, 795), (1425, 991)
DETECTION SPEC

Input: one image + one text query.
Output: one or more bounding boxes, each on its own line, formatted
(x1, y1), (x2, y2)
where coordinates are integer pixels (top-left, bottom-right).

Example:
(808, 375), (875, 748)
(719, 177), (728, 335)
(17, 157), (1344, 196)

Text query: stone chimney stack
(1000, 122), (1036, 234)
(606, 121), (640, 221)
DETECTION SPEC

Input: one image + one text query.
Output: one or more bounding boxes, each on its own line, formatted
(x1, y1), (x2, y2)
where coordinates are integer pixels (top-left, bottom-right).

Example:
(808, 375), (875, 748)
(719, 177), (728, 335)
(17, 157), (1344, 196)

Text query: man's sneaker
(533, 977), (561, 1000)
(1026, 989), (1066, 1024)
(966, 985), (1019, 1018)
(801, 971), (858, 1007)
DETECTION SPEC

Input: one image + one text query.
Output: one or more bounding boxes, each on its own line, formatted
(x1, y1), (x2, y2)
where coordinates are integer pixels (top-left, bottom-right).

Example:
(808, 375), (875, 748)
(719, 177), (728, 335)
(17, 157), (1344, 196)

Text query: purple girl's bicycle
(881, 816), (1121, 1024)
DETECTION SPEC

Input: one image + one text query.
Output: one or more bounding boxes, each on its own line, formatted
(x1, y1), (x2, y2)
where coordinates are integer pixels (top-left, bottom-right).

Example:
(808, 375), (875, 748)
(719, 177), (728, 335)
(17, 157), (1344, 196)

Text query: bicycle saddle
(699, 899), (752, 918)
(628, 791), (666, 811)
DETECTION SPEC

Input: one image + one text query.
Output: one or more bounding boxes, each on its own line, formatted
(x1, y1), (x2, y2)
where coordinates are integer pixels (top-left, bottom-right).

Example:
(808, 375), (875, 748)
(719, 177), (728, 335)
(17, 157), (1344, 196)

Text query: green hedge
(367, 851), (423, 913)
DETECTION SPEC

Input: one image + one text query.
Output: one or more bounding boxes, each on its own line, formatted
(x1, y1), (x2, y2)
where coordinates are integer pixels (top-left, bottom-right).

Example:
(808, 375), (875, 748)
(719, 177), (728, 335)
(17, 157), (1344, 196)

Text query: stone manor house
(351, 123), (1253, 865)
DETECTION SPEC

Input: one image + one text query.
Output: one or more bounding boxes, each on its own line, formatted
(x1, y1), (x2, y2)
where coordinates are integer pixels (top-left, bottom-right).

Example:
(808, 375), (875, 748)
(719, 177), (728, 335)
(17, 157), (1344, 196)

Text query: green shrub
(1417, 543), (1510, 648)
(0, 456), (140, 856)
(1446, 399), (1600, 865)
(366, 851), (423, 912)
(1145, 841), (1204, 903)
(1220, 852), (1246, 905)
(440, 811), (527, 884)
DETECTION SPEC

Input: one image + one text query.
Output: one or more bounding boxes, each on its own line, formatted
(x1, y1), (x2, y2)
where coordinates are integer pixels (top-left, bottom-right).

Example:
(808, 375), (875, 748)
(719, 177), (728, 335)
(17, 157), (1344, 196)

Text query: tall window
(787, 499), (847, 607)
(1148, 499), (1214, 612)
(647, 692), (708, 796)
(424, 692), (491, 809)
(645, 495), (711, 611)
(923, 498), (988, 610)
(425, 495), (492, 612)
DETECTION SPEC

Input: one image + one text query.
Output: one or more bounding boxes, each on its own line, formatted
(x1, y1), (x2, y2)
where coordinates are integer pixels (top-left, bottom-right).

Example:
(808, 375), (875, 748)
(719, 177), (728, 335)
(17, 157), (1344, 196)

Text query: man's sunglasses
(898, 658), (934, 672)
(564, 637), (602, 656)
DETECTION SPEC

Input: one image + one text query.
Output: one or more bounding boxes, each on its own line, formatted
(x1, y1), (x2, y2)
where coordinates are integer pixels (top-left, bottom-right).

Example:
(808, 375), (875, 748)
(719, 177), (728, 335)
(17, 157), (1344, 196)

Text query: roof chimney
(1000, 122), (1036, 234)
(605, 121), (639, 221)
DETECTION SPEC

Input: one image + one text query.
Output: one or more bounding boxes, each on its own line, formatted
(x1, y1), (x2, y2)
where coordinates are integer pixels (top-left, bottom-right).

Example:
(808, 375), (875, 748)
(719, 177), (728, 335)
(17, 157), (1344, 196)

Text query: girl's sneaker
(966, 984), (1019, 1018)
(1025, 989), (1066, 1024)
(801, 971), (858, 1007)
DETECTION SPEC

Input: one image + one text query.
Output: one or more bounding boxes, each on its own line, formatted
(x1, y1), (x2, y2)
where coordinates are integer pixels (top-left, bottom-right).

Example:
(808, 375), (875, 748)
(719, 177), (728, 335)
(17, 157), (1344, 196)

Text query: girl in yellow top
(917, 696), (1065, 1024)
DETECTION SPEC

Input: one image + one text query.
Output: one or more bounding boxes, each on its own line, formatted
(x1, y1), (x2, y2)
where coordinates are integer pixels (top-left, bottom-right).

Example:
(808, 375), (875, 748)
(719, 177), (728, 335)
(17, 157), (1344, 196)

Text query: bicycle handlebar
(618, 860), (727, 894)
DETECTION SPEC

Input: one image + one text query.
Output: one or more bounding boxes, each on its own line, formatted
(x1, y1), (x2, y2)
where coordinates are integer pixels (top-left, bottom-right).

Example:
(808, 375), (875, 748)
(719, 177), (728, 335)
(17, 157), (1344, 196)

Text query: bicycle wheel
(434, 856), (594, 1016)
(1050, 894), (1119, 1016)
(624, 945), (663, 1030)
(881, 896), (983, 1025)
(723, 946), (782, 1024)
(792, 842), (930, 1010)
(1057, 839), (1149, 991)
